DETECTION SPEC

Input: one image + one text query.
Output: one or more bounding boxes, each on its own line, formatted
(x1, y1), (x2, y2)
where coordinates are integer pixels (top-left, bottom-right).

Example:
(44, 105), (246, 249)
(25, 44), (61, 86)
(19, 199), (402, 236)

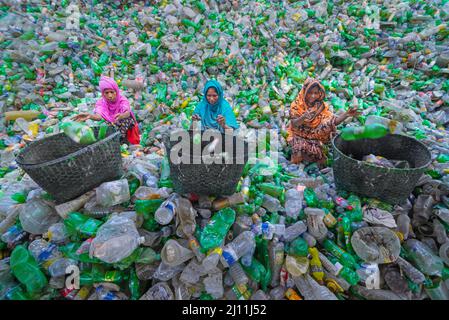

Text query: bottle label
(261, 222), (270, 235)
(222, 247), (238, 266)
(323, 213), (337, 227)
(164, 201), (175, 213)
(38, 243), (57, 263)
(275, 251), (284, 265)
(285, 288), (302, 300)
(188, 238), (199, 250)
(208, 247), (223, 256)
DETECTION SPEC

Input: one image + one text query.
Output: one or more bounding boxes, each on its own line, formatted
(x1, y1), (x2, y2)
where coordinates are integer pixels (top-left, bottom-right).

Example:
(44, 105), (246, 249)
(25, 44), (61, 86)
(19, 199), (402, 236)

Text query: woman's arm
(335, 107), (360, 125)
(115, 111), (130, 121)
(73, 112), (102, 122)
(335, 113), (349, 126)
(89, 113), (103, 121)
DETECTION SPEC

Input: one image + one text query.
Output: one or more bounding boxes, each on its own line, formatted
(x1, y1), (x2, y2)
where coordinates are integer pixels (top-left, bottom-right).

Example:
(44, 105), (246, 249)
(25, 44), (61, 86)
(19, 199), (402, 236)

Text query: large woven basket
(164, 130), (249, 196)
(16, 127), (123, 204)
(331, 133), (431, 205)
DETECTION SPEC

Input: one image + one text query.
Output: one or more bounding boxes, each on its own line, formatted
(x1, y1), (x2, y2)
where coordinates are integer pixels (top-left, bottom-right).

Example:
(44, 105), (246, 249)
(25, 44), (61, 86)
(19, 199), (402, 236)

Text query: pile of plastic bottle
(1, 0), (449, 300)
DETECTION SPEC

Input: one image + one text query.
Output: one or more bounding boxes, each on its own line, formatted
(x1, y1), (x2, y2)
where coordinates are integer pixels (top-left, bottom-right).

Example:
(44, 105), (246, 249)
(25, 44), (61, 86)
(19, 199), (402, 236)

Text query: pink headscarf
(95, 76), (135, 123)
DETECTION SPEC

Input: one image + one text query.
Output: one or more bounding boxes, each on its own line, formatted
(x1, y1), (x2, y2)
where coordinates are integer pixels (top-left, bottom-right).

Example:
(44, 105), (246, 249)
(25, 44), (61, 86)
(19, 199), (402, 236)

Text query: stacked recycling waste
(1, 0), (449, 300)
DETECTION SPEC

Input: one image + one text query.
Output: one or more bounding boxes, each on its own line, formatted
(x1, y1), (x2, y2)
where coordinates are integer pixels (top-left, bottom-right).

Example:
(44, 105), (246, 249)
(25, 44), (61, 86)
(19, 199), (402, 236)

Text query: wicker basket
(331, 133), (431, 205)
(16, 127), (123, 204)
(163, 130), (249, 196)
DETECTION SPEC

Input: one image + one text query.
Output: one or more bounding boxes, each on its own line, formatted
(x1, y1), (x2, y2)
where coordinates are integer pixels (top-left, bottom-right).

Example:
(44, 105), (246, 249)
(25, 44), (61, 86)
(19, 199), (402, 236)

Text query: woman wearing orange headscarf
(287, 78), (360, 165)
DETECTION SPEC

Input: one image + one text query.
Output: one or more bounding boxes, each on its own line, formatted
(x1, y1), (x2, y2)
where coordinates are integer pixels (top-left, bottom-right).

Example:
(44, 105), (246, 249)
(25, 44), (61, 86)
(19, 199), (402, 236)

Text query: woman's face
(103, 89), (117, 102)
(306, 86), (321, 106)
(206, 87), (219, 105)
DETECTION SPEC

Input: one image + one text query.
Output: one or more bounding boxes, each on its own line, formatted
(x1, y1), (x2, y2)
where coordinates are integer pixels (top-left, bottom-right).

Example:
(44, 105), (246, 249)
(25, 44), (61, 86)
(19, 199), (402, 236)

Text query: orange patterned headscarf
(289, 78), (334, 132)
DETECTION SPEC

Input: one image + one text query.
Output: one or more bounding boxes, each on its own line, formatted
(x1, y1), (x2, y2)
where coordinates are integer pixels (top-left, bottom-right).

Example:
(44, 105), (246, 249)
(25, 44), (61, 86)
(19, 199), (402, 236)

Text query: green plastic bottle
(287, 238), (309, 257)
(79, 270), (125, 286)
(437, 154), (449, 163)
(304, 188), (319, 207)
(9, 245), (48, 294)
(256, 237), (272, 291)
(341, 123), (389, 141)
(136, 247), (161, 264)
(135, 199), (164, 218)
(257, 183), (285, 200)
(64, 212), (103, 237)
(128, 268), (140, 300)
(199, 208), (236, 251)
(322, 239), (359, 270)
(442, 267), (449, 281)
(60, 121), (97, 145)
(241, 259), (266, 284)
(5, 285), (30, 300)
(347, 195), (363, 222)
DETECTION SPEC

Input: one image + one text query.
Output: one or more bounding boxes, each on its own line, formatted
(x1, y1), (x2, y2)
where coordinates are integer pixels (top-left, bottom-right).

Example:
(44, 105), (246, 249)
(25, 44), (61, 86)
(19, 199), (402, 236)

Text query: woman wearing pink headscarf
(74, 76), (140, 144)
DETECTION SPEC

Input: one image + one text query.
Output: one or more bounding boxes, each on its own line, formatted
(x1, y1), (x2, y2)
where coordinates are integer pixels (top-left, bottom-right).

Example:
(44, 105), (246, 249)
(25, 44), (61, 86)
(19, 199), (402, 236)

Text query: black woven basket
(16, 127), (123, 204)
(331, 133), (431, 205)
(163, 129), (249, 196)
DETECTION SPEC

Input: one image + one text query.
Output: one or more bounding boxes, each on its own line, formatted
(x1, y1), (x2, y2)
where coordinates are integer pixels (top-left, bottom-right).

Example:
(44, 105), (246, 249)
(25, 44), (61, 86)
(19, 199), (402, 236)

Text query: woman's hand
(114, 113), (124, 122)
(73, 113), (90, 122)
(335, 107), (361, 125)
(217, 115), (232, 130)
(217, 115), (226, 127)
(345, 107), (361, 118)
(192, 114), (201, 121)
(114, 112), (130, 122)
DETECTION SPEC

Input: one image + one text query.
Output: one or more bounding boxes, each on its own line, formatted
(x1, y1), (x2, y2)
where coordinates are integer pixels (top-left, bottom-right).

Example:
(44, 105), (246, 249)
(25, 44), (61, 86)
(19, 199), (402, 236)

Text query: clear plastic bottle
(140, 282), (174, 300)
(251, 222), (285, 240)
(180, 260), (205, 284)
(18, 199), (60, 235)
(172, 275), (192, 300)
(250, 289), (270, 300)
(89, 215), (145, 264)
(305, 273), (338, 300)
(229, 262), (249, 286)
(154, 194), (178, 226)
(403, 239), (444, 276)
(96, 179), (130, 207)
(175, 196), (197, 237)
(302, 232), (317, 247)
(238, 236), (255, 267)
(395, 256), (426, 284)
(305, 208), (328, 242)
(396, 214), (411, 240)
(439, 242), (449, 266)
(161, 239), (195, 267)
(44, 223), (70, 245)
(351, 285), (405, 300)
(269, 286), (286, 300)
(383, 265), (411, 296)
(28, 238), (63, 268)
(204, 272), (224, 299)
(269, 239), (285, 287)
(433, 219), (449, 245)
(262, 194), (282, 213)
(202, 248), (223, 272)
(284, 188), (303, 219)
(221, 231), (255, 267)
(283, 221), (307, 242)
(293, 275), (315, 300)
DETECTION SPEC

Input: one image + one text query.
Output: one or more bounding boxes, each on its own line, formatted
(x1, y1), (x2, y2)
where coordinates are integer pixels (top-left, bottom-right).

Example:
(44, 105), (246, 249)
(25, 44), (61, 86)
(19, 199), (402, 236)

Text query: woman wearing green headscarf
(191, 80), (239, 132)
